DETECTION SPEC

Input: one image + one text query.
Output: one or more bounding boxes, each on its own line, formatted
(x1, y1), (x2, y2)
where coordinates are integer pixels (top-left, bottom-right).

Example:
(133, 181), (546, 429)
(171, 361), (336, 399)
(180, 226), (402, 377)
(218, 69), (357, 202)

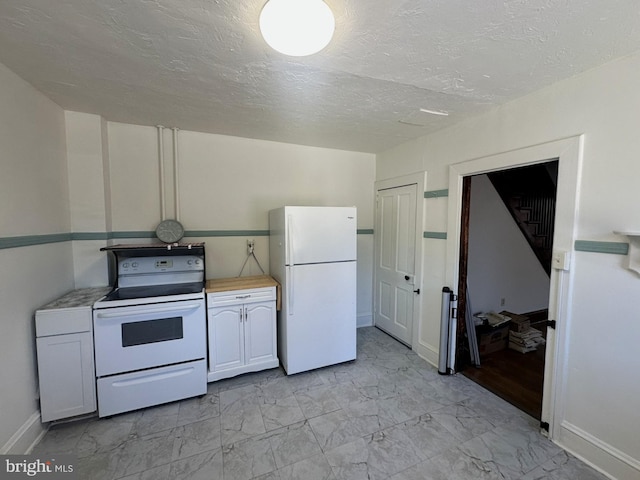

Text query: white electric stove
(93, 243), (207, 417)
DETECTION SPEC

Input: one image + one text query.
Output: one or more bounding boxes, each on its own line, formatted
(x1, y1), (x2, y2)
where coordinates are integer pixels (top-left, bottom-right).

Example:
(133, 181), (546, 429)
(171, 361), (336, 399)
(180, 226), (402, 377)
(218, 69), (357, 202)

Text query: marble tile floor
(32, 327), (608, 480)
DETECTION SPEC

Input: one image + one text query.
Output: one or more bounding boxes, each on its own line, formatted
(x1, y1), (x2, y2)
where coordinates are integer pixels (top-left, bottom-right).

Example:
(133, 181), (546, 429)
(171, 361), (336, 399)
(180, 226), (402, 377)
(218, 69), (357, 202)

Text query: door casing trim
(445, 135), (584, 440)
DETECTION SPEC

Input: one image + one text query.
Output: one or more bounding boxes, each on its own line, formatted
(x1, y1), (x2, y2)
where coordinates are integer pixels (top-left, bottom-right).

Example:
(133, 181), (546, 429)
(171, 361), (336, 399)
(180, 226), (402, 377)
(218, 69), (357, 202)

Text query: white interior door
(374, 183), (418, 345)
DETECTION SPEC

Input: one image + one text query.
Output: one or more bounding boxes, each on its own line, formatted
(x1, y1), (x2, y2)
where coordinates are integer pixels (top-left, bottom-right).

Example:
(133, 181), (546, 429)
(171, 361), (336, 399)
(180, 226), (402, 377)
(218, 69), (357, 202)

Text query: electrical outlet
(247, 239), (255, 254)
(500, 297), (506, 307)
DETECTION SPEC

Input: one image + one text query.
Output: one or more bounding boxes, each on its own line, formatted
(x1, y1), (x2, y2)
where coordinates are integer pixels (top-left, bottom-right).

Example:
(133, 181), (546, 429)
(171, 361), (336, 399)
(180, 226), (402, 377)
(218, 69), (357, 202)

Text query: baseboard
(357, 313), (373, 328)
(1, 412), (47, 454)
(207, 359), (279, 383)
(556, 420), (640, 480)
(415, 340), (439, 368)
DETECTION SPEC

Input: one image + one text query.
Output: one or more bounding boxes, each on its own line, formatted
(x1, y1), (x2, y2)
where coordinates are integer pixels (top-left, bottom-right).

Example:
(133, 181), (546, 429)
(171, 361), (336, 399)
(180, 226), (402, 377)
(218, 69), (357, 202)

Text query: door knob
(405, 275), (410, 281)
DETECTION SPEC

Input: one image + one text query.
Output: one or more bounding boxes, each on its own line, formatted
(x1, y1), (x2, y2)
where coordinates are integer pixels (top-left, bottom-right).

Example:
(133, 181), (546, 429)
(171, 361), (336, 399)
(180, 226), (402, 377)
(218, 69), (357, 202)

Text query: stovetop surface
(102, 282), (204, 302)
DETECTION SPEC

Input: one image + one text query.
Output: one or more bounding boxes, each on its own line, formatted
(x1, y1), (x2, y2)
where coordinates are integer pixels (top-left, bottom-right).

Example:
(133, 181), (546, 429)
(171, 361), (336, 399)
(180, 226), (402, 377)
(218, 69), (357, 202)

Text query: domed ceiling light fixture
(259, 0), (335, 56)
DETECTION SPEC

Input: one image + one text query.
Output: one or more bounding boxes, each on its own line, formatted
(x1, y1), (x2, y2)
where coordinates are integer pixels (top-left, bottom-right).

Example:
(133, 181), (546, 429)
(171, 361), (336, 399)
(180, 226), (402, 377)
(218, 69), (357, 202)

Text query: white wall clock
(155, 219), (184, 243)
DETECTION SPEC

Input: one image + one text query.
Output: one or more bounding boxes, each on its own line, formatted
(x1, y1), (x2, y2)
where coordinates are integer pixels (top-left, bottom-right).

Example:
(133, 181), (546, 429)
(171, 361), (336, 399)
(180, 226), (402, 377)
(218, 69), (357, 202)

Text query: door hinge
(547, 320), (557, 329)
(540, 421), (549, 432)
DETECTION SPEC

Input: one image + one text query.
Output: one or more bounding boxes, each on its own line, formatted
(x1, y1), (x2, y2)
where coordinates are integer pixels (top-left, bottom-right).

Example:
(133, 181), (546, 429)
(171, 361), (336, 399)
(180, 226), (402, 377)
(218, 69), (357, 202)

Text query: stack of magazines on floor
(506, 311), (546, 353)
(509, 328), (545, 353)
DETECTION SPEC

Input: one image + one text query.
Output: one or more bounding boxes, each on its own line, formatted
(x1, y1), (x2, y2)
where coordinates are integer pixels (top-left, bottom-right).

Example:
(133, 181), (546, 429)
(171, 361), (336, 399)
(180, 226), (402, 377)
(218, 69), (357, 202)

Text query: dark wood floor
(462, 314), (548, 420)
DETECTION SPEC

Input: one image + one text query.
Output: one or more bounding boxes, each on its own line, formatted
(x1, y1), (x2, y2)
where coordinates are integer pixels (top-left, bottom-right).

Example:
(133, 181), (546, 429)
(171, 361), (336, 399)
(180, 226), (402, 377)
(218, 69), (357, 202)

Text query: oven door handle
(95, 302), (202, 319)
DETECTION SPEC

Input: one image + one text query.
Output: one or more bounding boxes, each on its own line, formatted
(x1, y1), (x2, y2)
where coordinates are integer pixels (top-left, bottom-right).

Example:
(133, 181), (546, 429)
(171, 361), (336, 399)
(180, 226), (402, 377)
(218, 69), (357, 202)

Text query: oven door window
(121, 316), (183, 347)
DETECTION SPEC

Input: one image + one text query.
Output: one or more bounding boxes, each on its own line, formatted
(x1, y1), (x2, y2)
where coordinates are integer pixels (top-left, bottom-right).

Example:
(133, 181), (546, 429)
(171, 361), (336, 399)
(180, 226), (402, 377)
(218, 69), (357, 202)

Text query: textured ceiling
(0, 1), (639, 153)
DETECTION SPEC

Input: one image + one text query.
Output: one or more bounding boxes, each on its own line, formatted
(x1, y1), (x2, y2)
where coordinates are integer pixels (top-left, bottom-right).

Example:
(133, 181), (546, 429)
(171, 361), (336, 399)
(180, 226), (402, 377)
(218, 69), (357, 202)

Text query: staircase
(487, 162), (558, 275)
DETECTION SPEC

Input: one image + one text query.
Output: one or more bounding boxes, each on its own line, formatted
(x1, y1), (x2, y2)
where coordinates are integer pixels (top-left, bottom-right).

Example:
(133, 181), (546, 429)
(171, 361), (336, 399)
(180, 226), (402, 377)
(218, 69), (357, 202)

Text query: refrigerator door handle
(286, 214), (294, 266)
(287, 266), (294, 315)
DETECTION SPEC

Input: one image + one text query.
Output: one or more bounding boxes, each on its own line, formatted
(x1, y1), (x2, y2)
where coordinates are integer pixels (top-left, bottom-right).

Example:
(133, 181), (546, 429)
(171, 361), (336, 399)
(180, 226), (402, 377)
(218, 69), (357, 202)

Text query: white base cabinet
(35, 287), (112, 422)
(36, 330), (96, 422)
(207, 285), (279, 382)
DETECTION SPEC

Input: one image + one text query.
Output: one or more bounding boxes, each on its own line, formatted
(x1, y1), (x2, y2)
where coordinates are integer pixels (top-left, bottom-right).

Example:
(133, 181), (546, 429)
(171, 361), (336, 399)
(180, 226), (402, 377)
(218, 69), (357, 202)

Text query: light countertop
(37, 286), (112, 311)
(205, 275), (281, 310)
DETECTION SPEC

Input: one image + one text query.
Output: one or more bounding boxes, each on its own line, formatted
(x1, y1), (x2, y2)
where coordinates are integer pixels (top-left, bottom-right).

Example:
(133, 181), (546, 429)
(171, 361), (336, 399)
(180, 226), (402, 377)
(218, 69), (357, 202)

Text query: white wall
(0, 62), (73, 453)
(177, 130), (374, 231)
(66, 112), (111, 287)
(68, 121), (376, 324)
(468, 175), (549, 315)
(377, 51), (640, 479)
(0, 92), (375, 452)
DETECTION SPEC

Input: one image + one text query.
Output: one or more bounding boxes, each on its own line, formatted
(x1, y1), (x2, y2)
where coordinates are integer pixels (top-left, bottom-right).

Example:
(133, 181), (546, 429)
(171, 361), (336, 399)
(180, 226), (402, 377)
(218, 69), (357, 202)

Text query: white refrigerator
(269, 206), (357, 375)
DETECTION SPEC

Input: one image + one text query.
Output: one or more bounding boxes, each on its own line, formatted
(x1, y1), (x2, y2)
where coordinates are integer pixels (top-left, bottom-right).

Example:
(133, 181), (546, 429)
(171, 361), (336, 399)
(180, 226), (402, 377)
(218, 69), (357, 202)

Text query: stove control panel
(119, 256), (204, 275)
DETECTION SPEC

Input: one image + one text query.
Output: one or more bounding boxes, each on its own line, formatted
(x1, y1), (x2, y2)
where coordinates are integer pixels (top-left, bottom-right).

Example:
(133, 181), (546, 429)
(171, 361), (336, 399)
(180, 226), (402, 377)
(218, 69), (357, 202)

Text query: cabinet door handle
(236, 294), (251, 299)
(287, 214), (294, 266)
(240, 307), (243, 322)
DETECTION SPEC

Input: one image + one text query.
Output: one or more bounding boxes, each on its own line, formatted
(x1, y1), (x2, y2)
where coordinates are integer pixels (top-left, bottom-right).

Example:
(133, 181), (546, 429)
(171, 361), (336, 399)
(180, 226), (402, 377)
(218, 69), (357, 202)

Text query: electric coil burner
(93, 243), (207, 417)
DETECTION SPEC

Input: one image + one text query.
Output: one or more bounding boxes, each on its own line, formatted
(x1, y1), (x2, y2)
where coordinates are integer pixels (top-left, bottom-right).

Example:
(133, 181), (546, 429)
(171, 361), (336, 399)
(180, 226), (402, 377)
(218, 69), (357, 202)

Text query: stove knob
(195, 260), (201, 265)
(132, 262), (139, 268)
(187, 260), (193, 265)
(122, 262), (129, 268)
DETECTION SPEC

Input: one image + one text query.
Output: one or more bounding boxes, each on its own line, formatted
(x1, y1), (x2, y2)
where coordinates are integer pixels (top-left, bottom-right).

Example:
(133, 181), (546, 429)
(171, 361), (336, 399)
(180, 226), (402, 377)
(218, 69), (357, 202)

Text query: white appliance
(269, 206), (357, 374)
(93, 244), (207, 417)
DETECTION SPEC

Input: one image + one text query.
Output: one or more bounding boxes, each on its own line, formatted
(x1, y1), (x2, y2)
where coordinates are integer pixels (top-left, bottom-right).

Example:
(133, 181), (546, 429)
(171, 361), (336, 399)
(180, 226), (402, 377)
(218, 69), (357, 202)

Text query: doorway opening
(457, 161), (558, 420)
(446, 135), (582, 437)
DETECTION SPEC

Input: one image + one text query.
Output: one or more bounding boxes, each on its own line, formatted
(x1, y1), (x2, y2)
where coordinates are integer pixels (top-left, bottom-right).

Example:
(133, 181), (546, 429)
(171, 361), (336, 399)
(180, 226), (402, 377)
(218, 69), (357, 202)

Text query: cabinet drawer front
(207, 287), (275, 306)
(97, 360), (206, 417)
(36, 307), (92, 336)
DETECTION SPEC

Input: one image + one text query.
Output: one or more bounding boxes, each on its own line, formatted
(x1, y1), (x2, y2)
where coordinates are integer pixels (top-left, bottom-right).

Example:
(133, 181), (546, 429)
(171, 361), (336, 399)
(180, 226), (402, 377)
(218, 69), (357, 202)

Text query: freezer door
(280, 261), (356, 374)
(285, 206), (356, 265)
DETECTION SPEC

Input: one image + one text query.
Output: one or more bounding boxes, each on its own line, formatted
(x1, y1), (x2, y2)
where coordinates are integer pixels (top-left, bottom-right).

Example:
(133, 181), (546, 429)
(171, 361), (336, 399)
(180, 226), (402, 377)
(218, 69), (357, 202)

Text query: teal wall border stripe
(574, 240), (629, 255)
(424, 231), (447, 239)
(185, 230), (270, 237)
(1, 234), (629, 255)
(0, 233), (71, 250)
(71, 232), (110, 240)
(111, 231), (157, 239)
(424, 189), (449, 198)
(188, 230), (373, 237)
(0, 229), (375, 249)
